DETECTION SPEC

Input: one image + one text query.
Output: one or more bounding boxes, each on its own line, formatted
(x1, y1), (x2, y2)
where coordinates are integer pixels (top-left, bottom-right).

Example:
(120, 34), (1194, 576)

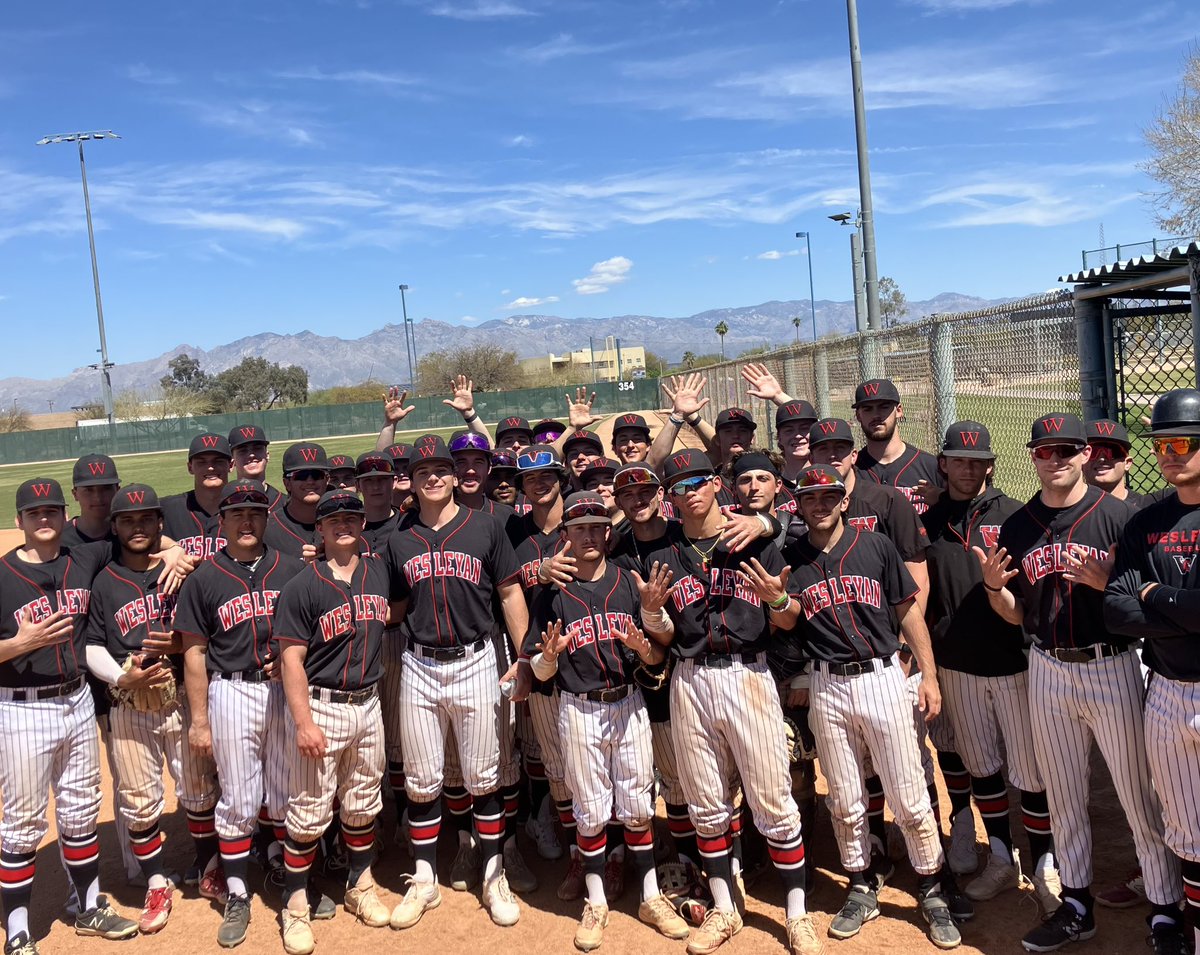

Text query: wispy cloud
(150, 210), (308, 240)
(427, 1), (535, 20)
(908, 0), (1044, 11)
(756, 249), (800, 260)
(573, 256), (632, 295)
(511, 33), (626, 63)
(272, 67), (423, 90)
(504, 294), (559, 309)
(179, 98), (321, 147)
(125, 63), (179, 85)
(505, 134), (535, 148)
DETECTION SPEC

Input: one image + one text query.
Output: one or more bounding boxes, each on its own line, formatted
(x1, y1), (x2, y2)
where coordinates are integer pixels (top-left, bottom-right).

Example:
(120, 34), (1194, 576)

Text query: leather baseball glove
(111, 655), (178, 712)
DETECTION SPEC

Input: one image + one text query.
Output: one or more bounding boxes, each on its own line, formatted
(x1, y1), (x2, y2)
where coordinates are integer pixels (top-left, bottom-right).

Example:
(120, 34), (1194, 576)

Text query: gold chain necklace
(683, 533), (721, 573)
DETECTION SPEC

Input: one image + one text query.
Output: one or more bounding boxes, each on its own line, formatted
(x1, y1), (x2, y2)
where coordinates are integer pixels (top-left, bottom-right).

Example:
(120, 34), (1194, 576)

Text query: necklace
(682, 532), (721, 573)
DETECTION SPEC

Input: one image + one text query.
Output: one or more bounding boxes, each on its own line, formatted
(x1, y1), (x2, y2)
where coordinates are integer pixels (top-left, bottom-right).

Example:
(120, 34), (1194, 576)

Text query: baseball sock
(341, 821), (376, 888)
(526, 760), (551, 825)
(938, 751), (972, 820)
(473, 791), (505, 884)
(1020, 790), (1054, 872)
(927, 783), (943, 829)
(865, 775), (887, 853)
(1060, 884), (1093, 917)
(1, 849), (35, 940)
(271, 823), (287, 863)
(607, 819), (624, 861)
(1180, 857), (1200, 947)
(407, 798), (441, 883)
(697, 832), (735, 913)
(282, 836), (318, 912)
(557, 799), (578, 847)
(444, 786), (474, 846)
(502, 784), (521, 850)
(970, 773), (1013, 862)
(917, 868), (945, 900)
(767, 831), (807, 919)
(186, 808), (219, 875)
(1151, 901), (1183, 930)
(129, 822), (168, 888)
(729, 808), (743, 877)
(579, 830), (607, 906)
(218, 834), (253, 899)
(61, 831), (101, 910)
(666, 804), (698, 866)
(255, 805), (275, 860)
(624, 826), (656, 902)
(387, 760), (408, 823)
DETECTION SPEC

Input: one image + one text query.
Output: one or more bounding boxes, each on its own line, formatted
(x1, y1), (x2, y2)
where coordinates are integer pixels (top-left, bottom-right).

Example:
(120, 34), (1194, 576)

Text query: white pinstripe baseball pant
(1144, 674), (1200, 863)
(650, 720), (685, 805)
(380, 626), (407, 768)
(209, 678), (289, 838)
(939, 667), (1042, 791)
(526, 690), (569, 803)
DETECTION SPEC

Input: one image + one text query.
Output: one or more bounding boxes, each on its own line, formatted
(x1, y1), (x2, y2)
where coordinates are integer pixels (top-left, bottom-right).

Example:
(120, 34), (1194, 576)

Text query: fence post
(931, 318), (956, 438)
(1075, 294), (1110, 422)
(1191, 251), (1200, 388)
(858, 333), (883, 381)
(814, 346), (832, 418)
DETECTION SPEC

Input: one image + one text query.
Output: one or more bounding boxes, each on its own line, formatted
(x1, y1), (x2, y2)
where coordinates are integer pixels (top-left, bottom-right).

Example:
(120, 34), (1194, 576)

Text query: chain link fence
(684, 291), (1078, 500)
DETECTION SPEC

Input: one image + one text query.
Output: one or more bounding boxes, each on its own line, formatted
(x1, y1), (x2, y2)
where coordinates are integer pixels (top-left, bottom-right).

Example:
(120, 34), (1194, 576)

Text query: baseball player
(228, 425), (284, 511)
(561, 430), (606, 488)
(851, 379), (943, 515)
(83, 484), (222, 934)
(580, 459), (621, 524)
(978, 412), (1180, 952)
(738, 361), (819, 494)
(636, 451), (819, 955)
(381, 443), (414, 512)
(356, 453), (401, 554)
(176, 480), (322, 948)
(610, 413), (654, 466)
(783, 464), (960, 950)
(162, 433), (233, 561)
(264, 443), (330, 559)
(0, 478), (138, 954)
(384, 435), (529, 930)
(495, 417), (535, 456)
(274, 490), (394, 955)
(1104, 388), (1200, 955)
(1083, 419), (1149, 507)
(921, 424), (1059, 911)
(526, 491), (689, 950)
(485, 452), (529, 513)
(327, 455), (357, 491)
(63, 454), (121, 547)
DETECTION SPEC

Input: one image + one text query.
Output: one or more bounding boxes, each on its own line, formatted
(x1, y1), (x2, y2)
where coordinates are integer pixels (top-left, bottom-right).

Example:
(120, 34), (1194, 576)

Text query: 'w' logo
(300, 447), (319, 463)
(672, 452), (692, 470)
(87, 461), (107, 475)
(622, 414), (638, 425)
(863, 382), (880, 397)
(818, 421), (839, 434)
(240, 426), (257, 438)
(126, 490), (146, 505)
(505, 417), (522, 427)
(1042, 418), (1065, 433)
(31, 483), (53, 498)
(1174, 555), (1196, 575)
(201, 435), (220, 448)
(1094, 421), (1116, 436)
(959, 431), (981, 447)
(980, 525), (1001, 548)
(418, 446), (436, 458)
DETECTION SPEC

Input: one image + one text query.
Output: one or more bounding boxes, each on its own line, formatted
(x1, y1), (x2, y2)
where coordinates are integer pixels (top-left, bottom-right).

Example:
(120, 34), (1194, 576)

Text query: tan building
(519, 342), (646, 383)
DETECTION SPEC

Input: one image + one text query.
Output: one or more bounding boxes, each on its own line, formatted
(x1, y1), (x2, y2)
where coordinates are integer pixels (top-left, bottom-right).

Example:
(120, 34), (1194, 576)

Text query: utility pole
(845, 0), (881, 330)
(398, 284), (415, 393)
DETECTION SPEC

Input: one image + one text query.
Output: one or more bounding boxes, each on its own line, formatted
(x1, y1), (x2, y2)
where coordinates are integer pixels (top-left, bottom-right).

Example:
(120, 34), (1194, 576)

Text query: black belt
(1042, 644), (1125, 664)
(692, 651), (760, 669)
(820, 655), (895, 677)
(310, 684), (378, 705)
(216, 669), (272, 683)
(413, 638), (487, 662)
(573, 684), (635, 704)
(4, 674), (85, 702)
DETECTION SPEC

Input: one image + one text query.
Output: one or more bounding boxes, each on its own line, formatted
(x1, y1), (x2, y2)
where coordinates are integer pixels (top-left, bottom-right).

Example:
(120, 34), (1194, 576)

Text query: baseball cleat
(786, 914), (826, 955)
(3, 933), (39, 955)
(1147, 919), (1190, 955)
(1020, 903), (1095, 952)
(686, 907), (743, 955)
(345, 879), (390, 927)
(483, 872), (521, 927)
(1095, 869), (1144, 909)
(449, 840), (480, 891)
(199, 864), (230, 905)
(1031, 868), (1063, 917)
(827, 886), (879, 940)
(280, 905), (314, 955)
(603, 853), (625, 901)
(526, 801), (563, 861)
(389, 877), (441, 929)
(217, 894), (252, 948)
(966, 853), (1020, 901)
(502, 841), (538, 893)
(920, 888), (962, 949)
(638, 894), (690, 940)
(557, 856), (585, 901)
(74, 895), (139, 940)
(138, 884), (174, 934)
(947, 811), (979, 876)
(573, 901), (608, 952)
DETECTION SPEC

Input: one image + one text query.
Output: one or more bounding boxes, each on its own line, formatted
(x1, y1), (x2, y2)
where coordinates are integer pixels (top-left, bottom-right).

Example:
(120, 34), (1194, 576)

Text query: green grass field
(0, 427), (458, 529)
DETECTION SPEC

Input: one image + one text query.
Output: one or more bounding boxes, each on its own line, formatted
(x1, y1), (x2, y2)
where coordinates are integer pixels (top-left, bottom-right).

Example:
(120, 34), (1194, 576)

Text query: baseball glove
(783, 715), (817, 764)
(110, 655), (178, 712)
(656, 860), (712, 926)
(633, 657), (672, 692)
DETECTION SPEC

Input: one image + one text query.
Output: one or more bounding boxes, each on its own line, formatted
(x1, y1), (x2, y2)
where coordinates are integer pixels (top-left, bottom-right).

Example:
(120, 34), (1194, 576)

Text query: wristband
(686, 412), (701, 426)
(983, 582), (1003, 593)
(462, 410), (478, 422)
(668, 414), (685, 427)
(768, 597), (793, 614)
(756, 513), (772, 533)
(767, 593), (790, 610)
(641, 606), (666, 630)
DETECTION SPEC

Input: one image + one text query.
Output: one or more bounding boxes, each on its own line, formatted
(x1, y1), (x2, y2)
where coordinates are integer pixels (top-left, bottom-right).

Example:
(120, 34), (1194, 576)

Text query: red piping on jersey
(836, 528), (874, 661)
(439, 512), (472, 647)
(312, 563), (357, 690)
(408, 526), (444, 647)
(2, 554), (69, 678)
(210, 558), (262, 667)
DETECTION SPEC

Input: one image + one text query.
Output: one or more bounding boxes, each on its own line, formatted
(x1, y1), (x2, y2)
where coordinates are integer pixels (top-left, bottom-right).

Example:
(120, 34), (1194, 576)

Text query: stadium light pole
(36, 130), (120, 424)
(795, 232), (818, 342)
(398, 284), (415, 393)
(845, 0), (881, 331)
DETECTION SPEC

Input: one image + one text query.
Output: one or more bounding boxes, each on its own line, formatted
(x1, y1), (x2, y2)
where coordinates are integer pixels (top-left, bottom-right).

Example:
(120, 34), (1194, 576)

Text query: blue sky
(0, 0), (1192, 380)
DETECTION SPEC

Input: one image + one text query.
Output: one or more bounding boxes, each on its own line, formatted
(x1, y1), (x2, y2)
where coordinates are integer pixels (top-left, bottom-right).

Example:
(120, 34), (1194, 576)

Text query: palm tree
(715, 321), (729, 362)
(792, 316), (802, 343)
(682, 350), (697, 369)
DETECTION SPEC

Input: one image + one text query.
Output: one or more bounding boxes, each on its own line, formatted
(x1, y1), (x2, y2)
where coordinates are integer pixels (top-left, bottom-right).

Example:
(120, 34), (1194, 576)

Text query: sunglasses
(536, 431), (563, 444)
(563, 501), (610, 520)
(1031, 444), (1084, 461)
(355, 457), (394, 476)
(449, 432), (492, 454)
(1088, 443), (1128, 462)
(796, 469), (844, 491)
(668, 474), (716, 496)
(614, 467), (660, 493)
(1153, 436), (1200, 456)
(518, 450), (558, 470)
(289, 469), (328, 482)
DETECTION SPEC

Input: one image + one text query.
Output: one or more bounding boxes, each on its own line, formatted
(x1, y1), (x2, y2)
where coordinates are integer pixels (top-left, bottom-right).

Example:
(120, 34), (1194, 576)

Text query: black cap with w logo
(807, 418), (855, 447)
(72, 453), (120, 488)
(1085, 418), (1131, 449)
(189, 432), (232, 460)
(941, 420), (994, 459)
(16, 478), (67, 512)
(110, 483), (162, 516)
(1027, 413), (1086, 448)
(228, 424), (269, 449)
(282, 442), (329, 474)
(662, 449), (715, 485)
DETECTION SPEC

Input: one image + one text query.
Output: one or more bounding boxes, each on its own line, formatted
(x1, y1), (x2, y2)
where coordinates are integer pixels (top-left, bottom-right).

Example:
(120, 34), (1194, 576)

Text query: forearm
(85, 644), (125, 686)
(985, 586), (1023, 625)
(375, 422), (396, 452)
(1141, 585), (1200, 632)
(280, 650), (315, 728)
(897, 602), (937, 678)
(530, 652), (558, 681)
(693, 420), (718, 459)
(183, 643), (211, 725)
(647, 416), (683, 472)
(768, 597), (801, 630)
(905, 558), (930, 615)
(499, 587), (531, 648)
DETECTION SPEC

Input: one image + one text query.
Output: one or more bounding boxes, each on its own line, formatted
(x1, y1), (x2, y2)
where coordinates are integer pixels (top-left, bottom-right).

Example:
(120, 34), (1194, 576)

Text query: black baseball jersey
(921, 488), (1028, 676)
(61, 519), (115, 549)
(386, 506), (520, 650)
(361, 512), (401, 556)
(512, 515), (564, 592)
(1105, 492), (1200, 682)
(263, 504), (317, 559)
(265, 484), (284, 512)
(84, 561), (176, 666)
(274, 556), (390, 690)
(610, 526), (672, 721)
(460, 494), (523, 547)
(524, 565), (643, 694)
(715, 486), (742, 516)
(162, 491), (227, 561)
(173, 546), (305, 674)
(511, 494), (533, 517)
(998, 485), (1131, 651)
(784, 525), (918, 664)
(775, 485), (798, 515)
(636, 525), (784, 659)
(0, 542), (112, 687)
(846, 478), (930, 560)
(857, 444), (942, 515)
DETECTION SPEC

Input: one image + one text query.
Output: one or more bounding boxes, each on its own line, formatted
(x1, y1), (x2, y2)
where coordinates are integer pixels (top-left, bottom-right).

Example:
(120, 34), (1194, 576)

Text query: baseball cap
(794, 464), (847, 495)
(775, 401), (818, 428)
(611, 413), (651, 437)
(517, 446), (566, 477)
(220, 480), (271, 511)
(714, 408), (757, 431)
(282, 442), (330, 474)
(808, 418), (856, 447)
(409, 434), (454, 469)
(449, 431), (493, 455)
(1086, 419), (1131, 449)
(662, 449), (716, 487)
(315, 489), (365, 521)
(328, 454), (355, 472)
(613, 463), (661, 493)
(941, 421), (995, 459)
(109, 484), (162, 517)
(384, 443), (412, 463)
(730, 451), (781, 480)
(561, 491), (612, 527)
(495, 416), (534, 440)
(532, 419), (566, 443)
(580, 458), (619, 488)
(1027, 413), (1087, 449)
(490, 451), (519, 474)
(228, 424), (269, 449)
(563, 429), (604, 456)
(355, 452), (394, 478)
(189, 432), (232, 460)
(852, 379), (902, 408)
(16, 478), (67, 512)
(72, 453), (120, 488)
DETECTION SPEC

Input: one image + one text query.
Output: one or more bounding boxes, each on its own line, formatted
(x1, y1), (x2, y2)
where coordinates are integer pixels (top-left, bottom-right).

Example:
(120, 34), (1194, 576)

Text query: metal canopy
(1060, 241), (1198, 287)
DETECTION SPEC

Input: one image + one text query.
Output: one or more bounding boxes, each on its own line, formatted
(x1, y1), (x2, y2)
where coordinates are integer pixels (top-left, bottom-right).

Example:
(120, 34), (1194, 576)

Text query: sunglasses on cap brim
(1030, 444), (1085, 461)
(563, 501), (611, 521)
(614, 467), (660, 493)
(667, 474), (716, 496)
(449, 433), (492, 454)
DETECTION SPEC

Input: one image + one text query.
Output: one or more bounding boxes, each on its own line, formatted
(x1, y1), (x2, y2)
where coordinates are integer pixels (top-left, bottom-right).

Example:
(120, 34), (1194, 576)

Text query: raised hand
(537, 620), (571, 661)
(537, 541), (577, 587)
(971, 543), (1018, 591)
(616, 619), (654, 662)
(565, 386), (601, 429)
(442, 375), (476, 415)
(736, 559), (791, 606)
(1063, 543), (1115, 592)
(740, 362), (784, 402)
(662, 373), (710, 419)
(631, 562), (676, 614)
(383, 386), (415, 425)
